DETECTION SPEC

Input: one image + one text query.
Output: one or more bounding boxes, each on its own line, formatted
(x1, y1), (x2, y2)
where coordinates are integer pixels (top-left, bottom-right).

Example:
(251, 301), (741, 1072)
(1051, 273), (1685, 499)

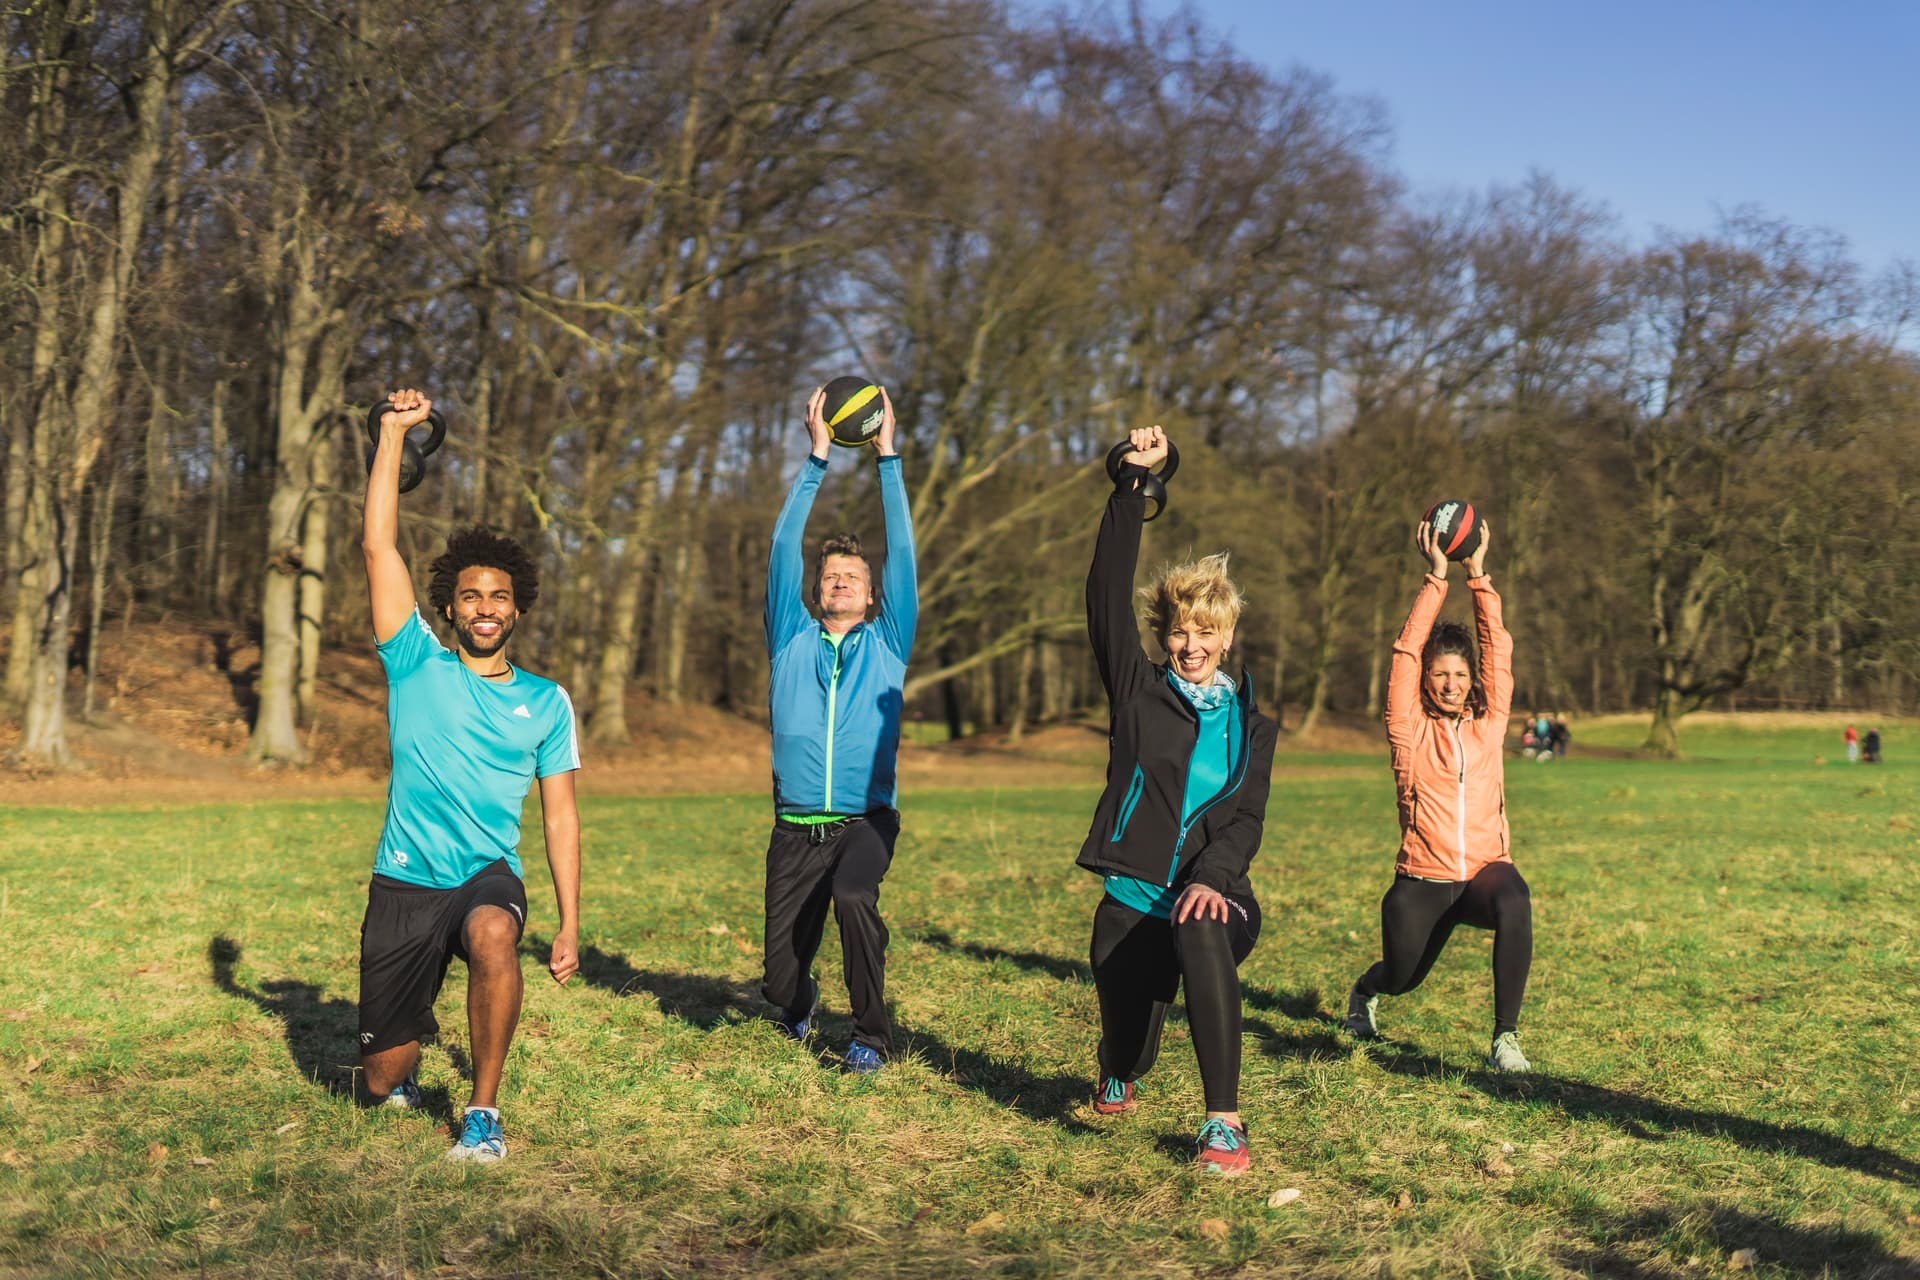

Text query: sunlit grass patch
(1, 732), (1916, 1276)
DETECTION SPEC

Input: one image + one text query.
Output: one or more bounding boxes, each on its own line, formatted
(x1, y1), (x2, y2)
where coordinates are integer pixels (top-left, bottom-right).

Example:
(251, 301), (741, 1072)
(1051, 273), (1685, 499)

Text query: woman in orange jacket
(1342, 518), (1533, 1072)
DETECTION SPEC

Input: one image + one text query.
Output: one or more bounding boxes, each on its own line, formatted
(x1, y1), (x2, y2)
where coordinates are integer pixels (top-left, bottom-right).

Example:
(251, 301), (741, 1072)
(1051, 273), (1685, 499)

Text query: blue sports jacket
(765, 453), (918, 816)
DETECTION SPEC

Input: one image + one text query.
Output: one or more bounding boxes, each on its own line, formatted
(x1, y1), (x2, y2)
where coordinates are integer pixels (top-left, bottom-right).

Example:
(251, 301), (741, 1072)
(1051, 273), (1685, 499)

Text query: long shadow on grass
(892, 1021), (1097, 1134)
(1557, 1201), (1918, 1278)
(1250, 1018), (1920, 1188)
(207, 936), (358, 1096)
(911, 927), (1092, 984)
(538, 937), (755, 1026)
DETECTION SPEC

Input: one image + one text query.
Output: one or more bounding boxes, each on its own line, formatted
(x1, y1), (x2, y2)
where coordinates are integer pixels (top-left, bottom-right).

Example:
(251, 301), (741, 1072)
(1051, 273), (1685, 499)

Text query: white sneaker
(1488, 1031), (1530, 1073)
(1343, 984), (1379, 1039)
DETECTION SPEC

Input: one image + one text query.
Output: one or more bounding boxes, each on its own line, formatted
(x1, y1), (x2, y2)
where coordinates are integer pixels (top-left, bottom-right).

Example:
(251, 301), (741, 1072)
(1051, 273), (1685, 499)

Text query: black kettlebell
(364, 400), (447, 494)
(1104, 439), (1180, 522)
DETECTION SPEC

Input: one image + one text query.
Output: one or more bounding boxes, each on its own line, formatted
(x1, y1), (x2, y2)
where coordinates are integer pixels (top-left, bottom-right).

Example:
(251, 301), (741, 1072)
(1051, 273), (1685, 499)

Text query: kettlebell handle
(1104, 439), (1178, 522)
(1104, 439), (1179, 484)
(365, 400), (447, 459)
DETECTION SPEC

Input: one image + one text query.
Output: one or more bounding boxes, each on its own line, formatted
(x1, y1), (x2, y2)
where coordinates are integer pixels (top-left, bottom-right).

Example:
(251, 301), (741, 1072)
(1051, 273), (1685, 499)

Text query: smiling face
(1161, 614), (1233, 686)
(1424, 652), (1473, 718)
(816, 553), (874, 629)
(446, 566), (519, 658)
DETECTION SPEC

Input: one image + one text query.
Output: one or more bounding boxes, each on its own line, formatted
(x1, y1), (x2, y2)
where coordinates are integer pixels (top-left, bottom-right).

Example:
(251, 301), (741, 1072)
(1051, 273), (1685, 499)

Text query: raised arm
(363, 388), (432, 643)
(872, 389), (918, 661)
(1465, 522), (1512, 722)
(765, 387), (832, 653)
(1086, 427), (1165, 704)
(1385, 520), (1451, 751)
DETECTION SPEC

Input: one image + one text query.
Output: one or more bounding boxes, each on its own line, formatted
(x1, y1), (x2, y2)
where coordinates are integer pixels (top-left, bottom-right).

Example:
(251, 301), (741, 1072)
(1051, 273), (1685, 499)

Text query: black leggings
(1089, 891), (1260, 1113)
(1355, 862), (1532, 1035)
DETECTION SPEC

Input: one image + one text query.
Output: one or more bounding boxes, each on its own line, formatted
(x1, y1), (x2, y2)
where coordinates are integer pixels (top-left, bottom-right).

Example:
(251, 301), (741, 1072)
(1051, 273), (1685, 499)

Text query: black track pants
(761, 810), (898, 1054)
(1354, 861), (1532, 1035)
(1089, 890), (1260, 1113)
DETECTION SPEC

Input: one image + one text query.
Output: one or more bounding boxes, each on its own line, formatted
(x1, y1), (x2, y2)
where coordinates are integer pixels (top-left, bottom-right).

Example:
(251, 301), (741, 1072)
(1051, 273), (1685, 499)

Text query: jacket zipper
(824, 635), (845, 812)
(1448, 717), (1467, 879)
(1166, 689), (1254, 884)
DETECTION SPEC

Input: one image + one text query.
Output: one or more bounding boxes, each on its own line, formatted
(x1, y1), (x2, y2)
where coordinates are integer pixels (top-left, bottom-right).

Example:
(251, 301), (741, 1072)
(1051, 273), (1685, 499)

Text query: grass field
(2, 723), (1916, 1278)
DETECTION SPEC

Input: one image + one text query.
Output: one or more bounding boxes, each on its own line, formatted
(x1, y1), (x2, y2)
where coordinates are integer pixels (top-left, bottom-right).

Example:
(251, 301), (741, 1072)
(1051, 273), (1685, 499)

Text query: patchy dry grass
(1, 732), (1916, 1277)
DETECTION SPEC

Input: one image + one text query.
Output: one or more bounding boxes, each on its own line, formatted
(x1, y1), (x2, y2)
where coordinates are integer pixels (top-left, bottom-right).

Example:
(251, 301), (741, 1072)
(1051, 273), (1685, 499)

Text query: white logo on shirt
(392, 850), (410, 867)
(513, 705), (531, 718)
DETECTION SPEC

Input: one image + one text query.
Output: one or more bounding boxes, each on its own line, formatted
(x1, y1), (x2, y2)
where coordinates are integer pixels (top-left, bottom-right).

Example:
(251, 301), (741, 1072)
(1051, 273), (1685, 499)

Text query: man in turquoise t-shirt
(359, 387), (582, 1165)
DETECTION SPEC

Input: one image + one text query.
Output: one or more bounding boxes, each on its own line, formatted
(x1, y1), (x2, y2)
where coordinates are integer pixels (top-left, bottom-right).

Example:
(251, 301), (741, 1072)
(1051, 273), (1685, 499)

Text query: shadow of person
(208, 936), (463, 1111)
(889, 1020), (1097, 1134)
(1557, 1201), (1918, 1277)
(529, 936), (757, 1027)
(1291, 1029), (1920, 1188)
(910, 926), (1093, 985)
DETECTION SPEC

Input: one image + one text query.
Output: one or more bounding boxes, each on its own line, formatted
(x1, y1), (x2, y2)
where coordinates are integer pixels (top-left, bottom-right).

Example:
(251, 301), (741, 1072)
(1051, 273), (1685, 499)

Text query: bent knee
(463, 906), (522, 955)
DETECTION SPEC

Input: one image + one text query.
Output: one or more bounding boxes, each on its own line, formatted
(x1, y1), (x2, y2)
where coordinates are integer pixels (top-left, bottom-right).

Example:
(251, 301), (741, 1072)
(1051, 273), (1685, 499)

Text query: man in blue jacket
(762, 383), (916, 1072)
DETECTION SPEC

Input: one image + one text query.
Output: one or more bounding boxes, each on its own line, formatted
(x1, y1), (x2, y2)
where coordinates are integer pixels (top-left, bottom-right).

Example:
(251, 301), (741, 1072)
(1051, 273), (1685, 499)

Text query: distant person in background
(1845, 724), (1860, 764)
(1549, 712), (1570, 759)
(1078, 424), (1279, 1176)
(1343, 518), (1534, 1073)
(1864, 727), (1882, 764)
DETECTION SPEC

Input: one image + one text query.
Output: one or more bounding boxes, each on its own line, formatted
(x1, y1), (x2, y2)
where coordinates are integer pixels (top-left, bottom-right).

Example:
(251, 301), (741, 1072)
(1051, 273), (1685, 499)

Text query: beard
(452, 612), (516, 658)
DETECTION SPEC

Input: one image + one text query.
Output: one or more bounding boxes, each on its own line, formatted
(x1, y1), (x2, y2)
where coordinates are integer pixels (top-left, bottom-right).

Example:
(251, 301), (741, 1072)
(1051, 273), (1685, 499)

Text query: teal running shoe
(445, 1108), (506, 1163)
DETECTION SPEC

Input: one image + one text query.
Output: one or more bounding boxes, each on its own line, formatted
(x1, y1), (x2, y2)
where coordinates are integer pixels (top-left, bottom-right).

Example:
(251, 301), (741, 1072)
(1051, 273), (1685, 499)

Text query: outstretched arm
(537, 770), (581, 985)
(363, 388), (433, 643)
(765, 387), (832, 653)
(872, 389), (918, 661)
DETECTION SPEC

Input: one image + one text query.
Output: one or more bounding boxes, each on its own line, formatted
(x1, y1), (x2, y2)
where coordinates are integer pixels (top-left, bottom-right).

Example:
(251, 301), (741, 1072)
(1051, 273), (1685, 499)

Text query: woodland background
(5, 0), (1918, 769)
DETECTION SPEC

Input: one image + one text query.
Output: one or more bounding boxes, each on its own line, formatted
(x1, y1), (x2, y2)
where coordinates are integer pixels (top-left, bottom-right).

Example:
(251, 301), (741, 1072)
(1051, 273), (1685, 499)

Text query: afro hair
(428, 526), (540, 614)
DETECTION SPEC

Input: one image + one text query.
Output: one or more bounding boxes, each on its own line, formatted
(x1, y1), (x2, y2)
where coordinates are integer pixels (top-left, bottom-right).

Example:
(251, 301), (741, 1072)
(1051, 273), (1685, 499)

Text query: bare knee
(463, 907), (521, 963)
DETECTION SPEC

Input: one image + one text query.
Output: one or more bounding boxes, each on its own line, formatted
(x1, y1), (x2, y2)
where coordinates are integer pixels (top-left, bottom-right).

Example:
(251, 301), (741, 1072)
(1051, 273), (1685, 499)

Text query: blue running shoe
(843, 1042), (884, 1075)
(775, 979), (819, 1042)
(381, 1076), (425, 1111)
(445, 1108), (506, 1164)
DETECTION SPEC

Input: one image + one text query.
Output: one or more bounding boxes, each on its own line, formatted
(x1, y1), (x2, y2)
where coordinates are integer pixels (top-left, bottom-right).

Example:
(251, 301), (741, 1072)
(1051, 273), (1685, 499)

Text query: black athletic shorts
(357, 858), (527, 1055)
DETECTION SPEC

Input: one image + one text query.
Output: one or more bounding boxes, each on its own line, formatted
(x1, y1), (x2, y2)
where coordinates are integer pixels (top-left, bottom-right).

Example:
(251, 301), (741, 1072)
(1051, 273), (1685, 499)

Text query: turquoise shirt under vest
(372, 609), (581, 888)
(1105, 671), (1242, 918)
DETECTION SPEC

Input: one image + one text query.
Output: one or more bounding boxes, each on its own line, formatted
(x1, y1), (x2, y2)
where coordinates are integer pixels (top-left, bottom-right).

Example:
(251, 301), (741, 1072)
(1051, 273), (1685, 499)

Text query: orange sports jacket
(1384, 573), (1514, 881)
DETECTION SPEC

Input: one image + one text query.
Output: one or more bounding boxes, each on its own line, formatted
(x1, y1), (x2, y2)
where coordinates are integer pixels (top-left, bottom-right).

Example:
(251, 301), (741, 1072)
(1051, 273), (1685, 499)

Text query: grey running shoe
(1487, 1031), (1530, 1073)
(1343, 984), (1379, 1039)
(381, 1076), (425, 1110)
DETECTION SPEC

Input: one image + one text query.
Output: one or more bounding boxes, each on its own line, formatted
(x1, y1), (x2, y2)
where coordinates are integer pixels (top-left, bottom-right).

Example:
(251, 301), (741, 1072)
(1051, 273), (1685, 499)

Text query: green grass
(1, 730), (1917, 1277)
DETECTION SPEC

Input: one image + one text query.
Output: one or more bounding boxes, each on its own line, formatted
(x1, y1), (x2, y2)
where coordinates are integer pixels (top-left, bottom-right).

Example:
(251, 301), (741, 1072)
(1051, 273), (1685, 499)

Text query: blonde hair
(1141, 552), (1244, 639)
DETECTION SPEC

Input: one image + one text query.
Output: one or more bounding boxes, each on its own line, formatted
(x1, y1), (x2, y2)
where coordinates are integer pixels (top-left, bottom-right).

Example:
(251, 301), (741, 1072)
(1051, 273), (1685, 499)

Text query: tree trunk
(14, 497), (81, 764)
(587, 447), (664, 745)
(15, 28), (177, 766)
(200, 379), (230, 611)
(296, 426), (335, 724)
(82, 467), (119, 722)
(1641, 684), (1687, 758)
(1364, 591), (1386, 720)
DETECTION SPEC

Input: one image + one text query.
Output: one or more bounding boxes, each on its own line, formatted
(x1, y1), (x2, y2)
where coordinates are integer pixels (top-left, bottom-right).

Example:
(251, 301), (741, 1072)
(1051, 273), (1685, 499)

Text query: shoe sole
(1197, 1159), (1248, 1177)
(445, 1146), (506, 1163)
(1092, 1102), (1137, 1116)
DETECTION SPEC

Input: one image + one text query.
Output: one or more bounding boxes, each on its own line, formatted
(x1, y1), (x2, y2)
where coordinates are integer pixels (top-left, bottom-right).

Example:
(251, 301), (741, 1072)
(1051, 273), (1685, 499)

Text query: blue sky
(1151, 1), (1917, 274)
